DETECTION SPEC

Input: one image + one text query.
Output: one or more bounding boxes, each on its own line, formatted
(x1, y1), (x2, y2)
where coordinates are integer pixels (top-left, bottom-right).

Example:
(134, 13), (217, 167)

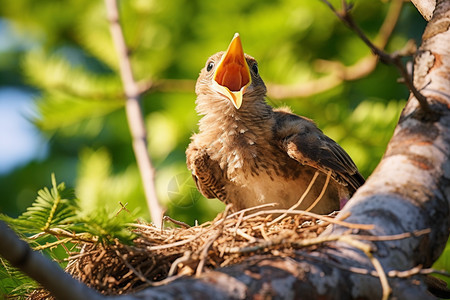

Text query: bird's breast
(228, 172), (304, 209)
(197, 123), (340, 213)
(225, 167), (339, 214)
(209, 128), (289, 183)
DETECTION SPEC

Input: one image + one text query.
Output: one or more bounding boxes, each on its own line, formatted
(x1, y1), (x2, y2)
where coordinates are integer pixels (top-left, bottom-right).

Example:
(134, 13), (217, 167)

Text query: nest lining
(58, 206), (352, 295)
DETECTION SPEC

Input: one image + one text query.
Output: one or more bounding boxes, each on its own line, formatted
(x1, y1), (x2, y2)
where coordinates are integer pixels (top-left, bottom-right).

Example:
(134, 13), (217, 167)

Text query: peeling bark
(411, 0), (437, 21)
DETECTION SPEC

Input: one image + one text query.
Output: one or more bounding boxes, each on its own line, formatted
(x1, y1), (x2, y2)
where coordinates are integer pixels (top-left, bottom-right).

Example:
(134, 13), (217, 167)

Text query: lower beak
(213, 33), (251, 109)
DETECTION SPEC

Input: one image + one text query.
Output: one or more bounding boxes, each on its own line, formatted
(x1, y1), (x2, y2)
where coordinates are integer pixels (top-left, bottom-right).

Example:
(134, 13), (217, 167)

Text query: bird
(186, 33), (364, 214)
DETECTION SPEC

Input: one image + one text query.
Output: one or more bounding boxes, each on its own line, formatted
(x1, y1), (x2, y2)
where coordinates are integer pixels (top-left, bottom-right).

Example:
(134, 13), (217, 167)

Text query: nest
(29, 204), (370, 298)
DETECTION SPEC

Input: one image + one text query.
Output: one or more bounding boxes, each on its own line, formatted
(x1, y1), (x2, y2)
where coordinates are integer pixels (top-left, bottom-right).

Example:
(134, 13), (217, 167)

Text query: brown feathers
(187, 34), (364, 214)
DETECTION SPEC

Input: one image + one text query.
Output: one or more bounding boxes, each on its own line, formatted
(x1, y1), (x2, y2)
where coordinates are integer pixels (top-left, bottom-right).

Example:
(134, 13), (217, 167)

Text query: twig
(33, 238), (74, 251)
(301, 251), (449, 281)
(163, 216), (191, 229)
(227, 203), (278, 219)
(226, 238), (283, 254)
(305, 170), (331, 212)
(226, 230), (351, 254)
(235, 228), (257, 243)
(419, 269), (450, 278)
(354, 228), (431, 241)
(320, 0), (432, 114)
(168, 250), (192, 277)
(195, 205), (231, 276)
(113, 246), (151, 284)
(146, 205), (232, 251)
(104, 0), (164, 227)
(268, 171), (319, 225)
(257, 224), (271, 242)
(388, 265), (423, 278)
(66, 250), (99, 262)
(268, 0), (404, 99)
(133, 274), (185, 289)
(195, 230), (221, 276)
(242, 209), (374, 230)
(369, 250), (391, 300)
(338, 236), (391, 300)
(137, 78), (196, 95)
(330, 230), (438, 299)
(0, 221), (106, 300)
(51, 1), (404, 102)
(116, 201), (130, 216)
(29, 227), (97, 244)
(233, 211), (246, 235)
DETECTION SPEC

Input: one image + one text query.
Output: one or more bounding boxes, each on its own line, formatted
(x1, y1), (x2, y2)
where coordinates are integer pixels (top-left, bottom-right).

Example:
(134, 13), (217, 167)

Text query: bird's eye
(251, 63), (258, 75)
(206, 61), (214, 72)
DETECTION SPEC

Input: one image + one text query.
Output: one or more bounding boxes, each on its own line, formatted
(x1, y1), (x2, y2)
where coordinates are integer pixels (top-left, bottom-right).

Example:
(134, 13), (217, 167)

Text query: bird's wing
(186, 143), (226, 200)
(191, 173), (219, 199)
(274, 109), (365, 192)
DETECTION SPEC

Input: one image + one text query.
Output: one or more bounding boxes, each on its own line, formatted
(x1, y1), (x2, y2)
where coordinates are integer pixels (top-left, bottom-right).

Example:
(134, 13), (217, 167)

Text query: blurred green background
(0, 0), (449, 286)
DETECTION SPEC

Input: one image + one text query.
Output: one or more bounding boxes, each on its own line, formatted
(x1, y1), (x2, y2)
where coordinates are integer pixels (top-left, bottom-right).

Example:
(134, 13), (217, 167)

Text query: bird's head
(196, 33), (266, 112)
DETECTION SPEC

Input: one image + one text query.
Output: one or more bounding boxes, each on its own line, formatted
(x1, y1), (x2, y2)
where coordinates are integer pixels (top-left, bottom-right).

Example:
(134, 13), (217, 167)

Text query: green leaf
(23, 51), (123, 98)
(33, 93), (123, 132)
(0, 258), (38, 298)
(1, 174), (78, 235)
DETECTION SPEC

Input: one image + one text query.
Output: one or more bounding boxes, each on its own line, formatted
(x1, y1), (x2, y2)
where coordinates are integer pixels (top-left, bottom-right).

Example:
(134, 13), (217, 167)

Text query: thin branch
(241, 209), (374, 230)
(268, 171), (319, 225)
(113, 247), (150, 284)
(226, 203), (278, 219)
(195, 205), (230, 276)
(354, 228), (431, 241)
(267, 0), (403, 99)
(104, 0), (164, 226)
(137, 78), (196, 95)
(368, 250), (392, 300)
(305, 170), (331, 212)
(116, 201), (131, 216)
(338, 236), (391, 300)
(0, 221), (106, 300)
(49, 1), (403, 102)
(145, 206), (233, 251)
(163, 215), (191, 229)
(168, 251), (192, 277)
(320, 0), (433, 114)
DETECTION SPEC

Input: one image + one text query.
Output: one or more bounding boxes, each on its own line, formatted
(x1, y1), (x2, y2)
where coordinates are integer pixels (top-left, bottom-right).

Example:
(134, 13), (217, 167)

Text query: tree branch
(49, 1), (404, 102)
(104, 0), (164, 226)
(320, 0), (434, 115)
(267, 0), (404, 99)
(0, 221), (106, 300)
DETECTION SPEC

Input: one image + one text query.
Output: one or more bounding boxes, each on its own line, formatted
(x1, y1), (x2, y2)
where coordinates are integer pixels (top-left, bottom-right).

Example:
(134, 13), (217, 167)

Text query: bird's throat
(213, 33), (251, 109)
(214, 57), (250, 92)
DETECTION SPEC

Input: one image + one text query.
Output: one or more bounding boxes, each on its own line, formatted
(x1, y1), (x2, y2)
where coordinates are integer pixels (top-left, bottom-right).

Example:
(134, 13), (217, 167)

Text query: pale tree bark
(1, 1), (449, 299)
(411, 0), (436, 21)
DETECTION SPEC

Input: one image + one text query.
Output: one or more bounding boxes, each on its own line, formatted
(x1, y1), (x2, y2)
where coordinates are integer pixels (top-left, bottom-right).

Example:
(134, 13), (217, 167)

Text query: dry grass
(40, 204), (372, 296)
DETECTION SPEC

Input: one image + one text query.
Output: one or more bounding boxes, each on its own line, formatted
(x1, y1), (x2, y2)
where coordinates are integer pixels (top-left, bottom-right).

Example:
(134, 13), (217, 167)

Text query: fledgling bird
(186, 33), (364, 214)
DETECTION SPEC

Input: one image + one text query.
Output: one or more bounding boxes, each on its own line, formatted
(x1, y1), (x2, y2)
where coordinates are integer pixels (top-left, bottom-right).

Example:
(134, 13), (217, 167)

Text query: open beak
(212, 33), (251, 109)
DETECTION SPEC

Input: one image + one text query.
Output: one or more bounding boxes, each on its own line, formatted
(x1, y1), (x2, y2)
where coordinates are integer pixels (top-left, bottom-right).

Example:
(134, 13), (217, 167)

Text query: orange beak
(213, 33), (251, 109)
